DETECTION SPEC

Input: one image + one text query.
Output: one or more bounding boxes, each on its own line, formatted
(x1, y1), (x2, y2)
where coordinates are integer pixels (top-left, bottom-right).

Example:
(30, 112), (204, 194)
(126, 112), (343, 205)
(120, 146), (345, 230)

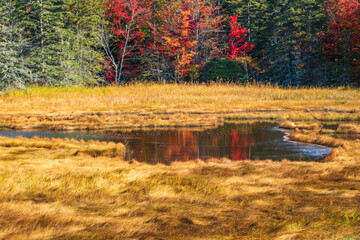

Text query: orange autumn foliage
(149, 0), (221, 79)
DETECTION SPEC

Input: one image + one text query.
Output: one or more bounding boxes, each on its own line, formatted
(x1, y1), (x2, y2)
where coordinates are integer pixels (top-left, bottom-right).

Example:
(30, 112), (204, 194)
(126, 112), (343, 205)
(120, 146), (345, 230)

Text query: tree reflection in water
(0, 122), (332, 163)
(105, 124), (255, 164)
(164, 130), (199, 162)
(230, 129), (255, 161)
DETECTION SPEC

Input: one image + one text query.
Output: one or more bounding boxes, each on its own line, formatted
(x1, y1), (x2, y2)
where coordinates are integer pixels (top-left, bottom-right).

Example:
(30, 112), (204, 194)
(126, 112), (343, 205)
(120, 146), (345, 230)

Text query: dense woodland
(0, 0), (359, 90)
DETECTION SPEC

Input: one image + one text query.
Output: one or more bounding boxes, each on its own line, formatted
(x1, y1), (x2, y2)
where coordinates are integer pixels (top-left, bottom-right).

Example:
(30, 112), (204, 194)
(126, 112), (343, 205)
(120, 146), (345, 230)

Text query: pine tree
(265, 0), (327, 86)
(0, 1), (31, 90)
(227, 0), (328, 86)
(13, 0), (104, 86)
(68, 0), (106, 85)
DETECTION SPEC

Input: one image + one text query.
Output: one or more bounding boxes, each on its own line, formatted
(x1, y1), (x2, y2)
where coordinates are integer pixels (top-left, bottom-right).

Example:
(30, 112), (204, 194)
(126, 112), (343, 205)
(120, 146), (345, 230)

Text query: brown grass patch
(290, 130), (346, 148)
(0, 85), (359, 238)
(337, 123), (360, 135)
(279, 120), (323, 130)
(0, 126), (359, 239)
(0, 84), (359, 130)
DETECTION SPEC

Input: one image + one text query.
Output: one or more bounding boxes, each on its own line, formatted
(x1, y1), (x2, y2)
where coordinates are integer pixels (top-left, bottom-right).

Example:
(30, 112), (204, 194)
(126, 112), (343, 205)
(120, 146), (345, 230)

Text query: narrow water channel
(0, 122), (331, 164)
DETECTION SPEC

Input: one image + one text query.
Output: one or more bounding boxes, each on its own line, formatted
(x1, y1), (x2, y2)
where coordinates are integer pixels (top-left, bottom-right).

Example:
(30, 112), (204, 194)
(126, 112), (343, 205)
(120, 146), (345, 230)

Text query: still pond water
(0, 122), (331, 164)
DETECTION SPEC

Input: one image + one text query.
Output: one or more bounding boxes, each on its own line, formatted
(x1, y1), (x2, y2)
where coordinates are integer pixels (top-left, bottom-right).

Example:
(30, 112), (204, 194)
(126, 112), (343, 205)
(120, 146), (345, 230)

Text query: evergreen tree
(227, 0), (328, 86)
(264, 0), (326, 86)
(68, 0), (106, 84)
(13, 0), (104, 86)
(0, 1), (31, 90)
(13, 0), (69, 85)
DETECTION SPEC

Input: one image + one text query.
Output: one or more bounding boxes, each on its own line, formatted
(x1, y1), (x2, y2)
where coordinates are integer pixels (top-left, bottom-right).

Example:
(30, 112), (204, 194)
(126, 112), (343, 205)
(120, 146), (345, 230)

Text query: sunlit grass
(337, 123), (360, 135)
(0, 84), (359, 238)
(279, 120), (323, 130)
(0, 84), (359, 130)
(0, 121), (359, 239)
(2, 83), (360, 112)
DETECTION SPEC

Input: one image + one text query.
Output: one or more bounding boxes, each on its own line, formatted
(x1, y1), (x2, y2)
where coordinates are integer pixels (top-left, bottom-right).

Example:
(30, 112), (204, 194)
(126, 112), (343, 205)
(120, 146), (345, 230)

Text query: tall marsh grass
(1, 84), (359, 113)
(0, 120), (360, 239)
(0, 84), (359, 238)
(0, 84), (358, 130)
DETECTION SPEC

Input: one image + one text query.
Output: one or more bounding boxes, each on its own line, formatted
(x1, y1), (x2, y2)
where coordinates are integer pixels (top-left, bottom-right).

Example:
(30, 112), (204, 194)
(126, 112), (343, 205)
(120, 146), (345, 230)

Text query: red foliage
(227, 15), (254, 60)
(104, 0), (153, 82)
(322, 0), (360, 78)
(230, 129), (254, 161)
(322, 0), (359, 54)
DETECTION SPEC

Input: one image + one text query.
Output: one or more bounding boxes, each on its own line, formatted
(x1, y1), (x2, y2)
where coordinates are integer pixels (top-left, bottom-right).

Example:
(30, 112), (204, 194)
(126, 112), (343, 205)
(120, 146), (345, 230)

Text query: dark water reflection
(0, 122), (331, 164)
(103, 122), (331, 164)
(114, 126), (256, 164)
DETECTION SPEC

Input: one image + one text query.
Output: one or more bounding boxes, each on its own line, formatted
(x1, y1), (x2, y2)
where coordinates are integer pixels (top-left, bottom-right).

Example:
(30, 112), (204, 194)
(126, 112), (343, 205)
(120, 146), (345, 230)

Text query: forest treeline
(0, 0), (359, 90)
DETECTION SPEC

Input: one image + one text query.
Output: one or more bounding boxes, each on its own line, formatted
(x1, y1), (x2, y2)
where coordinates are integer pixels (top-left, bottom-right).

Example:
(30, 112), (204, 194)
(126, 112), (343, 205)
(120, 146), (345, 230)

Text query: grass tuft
(280, 120), (323, 130)
(337, 123), (360, 135)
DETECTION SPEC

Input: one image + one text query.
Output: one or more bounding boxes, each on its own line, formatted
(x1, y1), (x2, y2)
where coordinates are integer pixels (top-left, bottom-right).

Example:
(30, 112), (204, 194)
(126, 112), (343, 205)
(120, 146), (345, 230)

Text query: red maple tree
(322, 0), (360, 82)
(103, 0), (152, 83)
(227, 15), (254, 60)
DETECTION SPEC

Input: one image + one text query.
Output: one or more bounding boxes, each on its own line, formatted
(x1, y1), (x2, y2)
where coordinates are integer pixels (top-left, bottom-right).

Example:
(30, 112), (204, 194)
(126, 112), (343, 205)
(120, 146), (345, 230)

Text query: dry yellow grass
(0, 85), (359, 239)
(0, 123), (360, 239)
(279, 120), (323, 130)
(0, 84), (359, 130)
(2, 84), (359, 112)
(337, 123), (360, 135)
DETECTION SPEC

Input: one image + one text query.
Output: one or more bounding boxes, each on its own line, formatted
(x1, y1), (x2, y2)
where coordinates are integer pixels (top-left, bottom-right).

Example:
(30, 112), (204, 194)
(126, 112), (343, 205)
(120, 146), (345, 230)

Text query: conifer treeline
(0, 0), (359, 90)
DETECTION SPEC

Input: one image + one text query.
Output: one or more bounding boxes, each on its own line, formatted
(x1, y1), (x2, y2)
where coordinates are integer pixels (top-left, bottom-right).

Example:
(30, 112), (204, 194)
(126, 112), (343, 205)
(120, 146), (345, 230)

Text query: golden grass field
(0, 84), (359, 239)
(0, 83), (359, 130)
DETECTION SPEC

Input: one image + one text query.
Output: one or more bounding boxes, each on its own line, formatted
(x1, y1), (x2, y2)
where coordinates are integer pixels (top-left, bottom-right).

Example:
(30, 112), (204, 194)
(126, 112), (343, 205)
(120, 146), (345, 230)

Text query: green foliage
(0, 1), (31, 91)
(15, 0), (72, 85)
(226, 0), (334, 86)
(0, 0), (357, 87)
(67, 0), (106, 85)
(7, 0), (105, 87)
(199, 58), (244, 82)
